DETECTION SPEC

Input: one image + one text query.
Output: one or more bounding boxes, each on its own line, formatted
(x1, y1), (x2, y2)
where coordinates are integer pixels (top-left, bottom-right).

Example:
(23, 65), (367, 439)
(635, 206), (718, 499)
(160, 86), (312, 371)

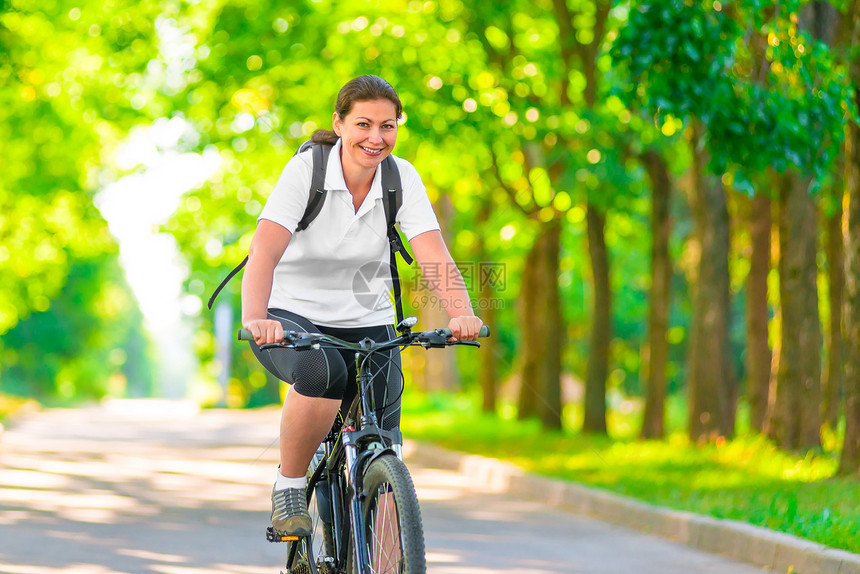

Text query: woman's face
(333, 99), (398, 174)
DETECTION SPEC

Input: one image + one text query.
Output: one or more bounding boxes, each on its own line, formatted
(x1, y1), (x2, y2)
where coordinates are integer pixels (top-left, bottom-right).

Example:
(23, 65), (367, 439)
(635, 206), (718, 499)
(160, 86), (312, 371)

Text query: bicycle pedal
(266, 526), (300, 543)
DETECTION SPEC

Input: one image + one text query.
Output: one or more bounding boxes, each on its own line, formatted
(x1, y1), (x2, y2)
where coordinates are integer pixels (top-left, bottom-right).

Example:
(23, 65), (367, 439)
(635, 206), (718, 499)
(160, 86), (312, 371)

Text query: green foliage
(0, 0), (164, 399)
(0, 0), (165, 329)
(401, 390), (860, 553)
(612, 1), (738, 120)
(0, 393), (39, 424)
(1, 252), (155, 401)
(610, 0), (852, 192)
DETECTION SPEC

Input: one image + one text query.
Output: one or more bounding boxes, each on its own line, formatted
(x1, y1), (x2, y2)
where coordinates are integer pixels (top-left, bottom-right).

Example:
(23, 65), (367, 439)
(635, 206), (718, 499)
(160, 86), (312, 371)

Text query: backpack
(207, 141), (414, 324)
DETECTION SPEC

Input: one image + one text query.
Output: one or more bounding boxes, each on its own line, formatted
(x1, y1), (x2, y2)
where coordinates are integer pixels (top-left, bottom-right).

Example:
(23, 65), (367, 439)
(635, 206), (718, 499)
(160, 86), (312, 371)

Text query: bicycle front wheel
(351, 454), (426, 574)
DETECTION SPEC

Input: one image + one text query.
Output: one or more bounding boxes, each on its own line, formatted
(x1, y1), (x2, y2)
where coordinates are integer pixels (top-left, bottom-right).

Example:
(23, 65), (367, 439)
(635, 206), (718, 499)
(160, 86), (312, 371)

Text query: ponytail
(310, 129), (339, 145)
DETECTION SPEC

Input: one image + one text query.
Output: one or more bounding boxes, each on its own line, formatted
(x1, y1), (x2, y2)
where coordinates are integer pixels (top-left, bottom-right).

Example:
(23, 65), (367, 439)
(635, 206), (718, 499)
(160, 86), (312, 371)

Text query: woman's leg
(278, 389), (341, 477)
(251, 310), (350, 475)
(250, 310), (351, 535)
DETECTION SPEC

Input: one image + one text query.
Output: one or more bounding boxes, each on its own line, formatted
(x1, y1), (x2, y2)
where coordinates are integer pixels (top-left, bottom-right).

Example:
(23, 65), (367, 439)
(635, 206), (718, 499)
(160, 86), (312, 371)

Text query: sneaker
(271, 486), (312, 536)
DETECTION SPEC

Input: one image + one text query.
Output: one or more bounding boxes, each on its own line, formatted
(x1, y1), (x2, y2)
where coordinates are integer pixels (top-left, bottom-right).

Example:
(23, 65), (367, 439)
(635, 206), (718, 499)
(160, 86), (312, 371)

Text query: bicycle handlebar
(237, 324), (490, 345)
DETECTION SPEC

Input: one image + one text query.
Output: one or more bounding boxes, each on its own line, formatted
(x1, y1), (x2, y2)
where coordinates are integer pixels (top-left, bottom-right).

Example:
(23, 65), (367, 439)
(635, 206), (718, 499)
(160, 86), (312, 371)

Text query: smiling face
(333, 98), (398, 176)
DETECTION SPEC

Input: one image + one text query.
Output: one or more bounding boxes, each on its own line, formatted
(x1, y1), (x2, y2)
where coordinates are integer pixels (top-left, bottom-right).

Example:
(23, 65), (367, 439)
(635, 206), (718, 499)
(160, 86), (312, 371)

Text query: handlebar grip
(238, 329), (254, 341)
(438, 325), (491, 338)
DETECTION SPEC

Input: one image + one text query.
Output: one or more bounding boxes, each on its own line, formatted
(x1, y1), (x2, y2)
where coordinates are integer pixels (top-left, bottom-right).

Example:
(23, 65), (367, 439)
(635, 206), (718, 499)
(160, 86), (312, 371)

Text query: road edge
(405, 441), (860, 574)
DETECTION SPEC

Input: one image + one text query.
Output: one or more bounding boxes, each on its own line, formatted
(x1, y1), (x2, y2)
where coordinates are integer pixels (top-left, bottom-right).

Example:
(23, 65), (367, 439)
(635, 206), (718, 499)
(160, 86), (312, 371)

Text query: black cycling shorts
(249, 309), (402, 431)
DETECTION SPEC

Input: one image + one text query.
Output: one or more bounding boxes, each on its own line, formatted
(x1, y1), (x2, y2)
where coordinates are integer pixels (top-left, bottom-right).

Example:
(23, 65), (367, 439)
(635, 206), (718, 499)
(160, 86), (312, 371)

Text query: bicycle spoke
(368, 483), (403, 574)
(382, 488), (402, 572)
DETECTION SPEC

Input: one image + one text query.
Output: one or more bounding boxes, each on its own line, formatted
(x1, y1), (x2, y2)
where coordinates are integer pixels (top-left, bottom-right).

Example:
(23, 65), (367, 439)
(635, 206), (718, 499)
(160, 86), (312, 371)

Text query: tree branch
(552, 0), (577, 108)
(489, 145), (537, 217)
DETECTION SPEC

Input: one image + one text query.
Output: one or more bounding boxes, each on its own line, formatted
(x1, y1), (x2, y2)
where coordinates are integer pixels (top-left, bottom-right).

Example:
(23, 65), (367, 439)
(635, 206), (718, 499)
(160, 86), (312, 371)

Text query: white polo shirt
(258, 139), (440, 328)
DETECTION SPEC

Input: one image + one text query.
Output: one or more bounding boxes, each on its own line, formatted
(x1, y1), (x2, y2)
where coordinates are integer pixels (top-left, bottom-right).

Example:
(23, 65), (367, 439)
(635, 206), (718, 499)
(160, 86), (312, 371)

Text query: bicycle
(239, 316), (490, 574)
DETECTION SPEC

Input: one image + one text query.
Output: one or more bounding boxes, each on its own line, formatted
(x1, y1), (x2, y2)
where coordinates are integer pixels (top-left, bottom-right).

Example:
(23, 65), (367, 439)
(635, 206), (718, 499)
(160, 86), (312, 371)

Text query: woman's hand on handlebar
(446, 315), (483, 341)
(243, 319), (284, 345)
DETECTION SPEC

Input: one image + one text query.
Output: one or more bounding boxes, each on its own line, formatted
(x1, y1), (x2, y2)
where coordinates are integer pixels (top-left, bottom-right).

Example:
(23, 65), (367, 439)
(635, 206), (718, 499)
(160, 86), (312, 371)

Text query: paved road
(0, 403), (767, 573)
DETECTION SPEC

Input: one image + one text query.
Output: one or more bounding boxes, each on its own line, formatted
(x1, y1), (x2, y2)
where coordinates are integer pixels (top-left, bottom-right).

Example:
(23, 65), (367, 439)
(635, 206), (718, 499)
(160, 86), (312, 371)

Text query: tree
(639, 150), (673, 439)
(840, 0), (860, 475)
(762, 3), (848, 450)
(1, 0), (164, 398)
(772, 171), (821, 448)
(805, 0), (847, 433)
(454, 0), (632, 432)
(612, 1), (739, 440)
(2, 254), (154, 400)
(687, 120), (736, 439)
(613, 0), (849, 443)
(744, 191), (773, 433)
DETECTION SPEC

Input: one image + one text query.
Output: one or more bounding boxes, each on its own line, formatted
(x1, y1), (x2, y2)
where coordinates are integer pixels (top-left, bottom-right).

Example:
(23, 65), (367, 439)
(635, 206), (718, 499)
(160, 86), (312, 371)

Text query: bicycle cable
(357, 348), (407, 440)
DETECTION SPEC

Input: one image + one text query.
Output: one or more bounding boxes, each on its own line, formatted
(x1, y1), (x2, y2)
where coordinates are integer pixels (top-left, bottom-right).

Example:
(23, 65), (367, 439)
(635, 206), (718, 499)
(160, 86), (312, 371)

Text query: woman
(242, 75), (483, 536)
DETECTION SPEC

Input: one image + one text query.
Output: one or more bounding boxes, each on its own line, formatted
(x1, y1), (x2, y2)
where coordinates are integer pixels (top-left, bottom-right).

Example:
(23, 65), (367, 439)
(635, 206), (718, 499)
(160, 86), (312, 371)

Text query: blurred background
(3, 0), (860, 473)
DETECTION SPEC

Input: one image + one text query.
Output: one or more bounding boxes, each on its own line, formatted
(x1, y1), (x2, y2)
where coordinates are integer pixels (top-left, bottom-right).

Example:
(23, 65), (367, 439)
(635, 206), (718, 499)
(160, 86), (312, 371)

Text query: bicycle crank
(267, 527), (301, 543)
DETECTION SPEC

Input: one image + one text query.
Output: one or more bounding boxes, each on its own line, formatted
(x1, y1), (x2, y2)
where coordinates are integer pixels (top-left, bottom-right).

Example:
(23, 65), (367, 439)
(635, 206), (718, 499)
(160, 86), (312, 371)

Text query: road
(0, 402), (767, 573)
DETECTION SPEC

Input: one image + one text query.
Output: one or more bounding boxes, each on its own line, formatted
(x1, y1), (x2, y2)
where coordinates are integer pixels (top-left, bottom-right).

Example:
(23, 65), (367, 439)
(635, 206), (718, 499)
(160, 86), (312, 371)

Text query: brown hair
(310, 75), (403, 145)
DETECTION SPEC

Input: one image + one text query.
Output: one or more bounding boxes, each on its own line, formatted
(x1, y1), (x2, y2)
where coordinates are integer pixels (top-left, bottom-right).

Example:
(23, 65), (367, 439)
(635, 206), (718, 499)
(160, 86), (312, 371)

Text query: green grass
(400, 391), (860, 554)
(0, 393), (38, 425)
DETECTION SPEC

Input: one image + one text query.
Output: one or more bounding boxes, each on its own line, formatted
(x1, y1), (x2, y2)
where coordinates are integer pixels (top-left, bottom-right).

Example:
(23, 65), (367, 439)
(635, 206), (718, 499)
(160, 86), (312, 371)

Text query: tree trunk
(517, 220), (563, 429)
(822, 184), (844, 430)
(539, 218), (563, 430)
(640, 151), (672, 439)
(583, 203), (610, 434)
(479, 273), (498, 413)
(771, 172), (822, 450)
(839, 7), (860, 473)
(476, 198), (497, 414)
(517, 240), (541, 419)
(802, 0), (843, 439)
(687, 121), (736, 441)
(746, 192), (773, 432)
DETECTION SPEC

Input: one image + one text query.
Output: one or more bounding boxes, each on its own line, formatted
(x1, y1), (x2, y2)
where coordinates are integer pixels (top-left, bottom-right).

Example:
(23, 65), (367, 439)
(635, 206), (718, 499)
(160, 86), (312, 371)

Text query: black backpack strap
(380, 156), (412, 324)
(296, 143), (332, 232)
(207, 255), (247, 310)
(381, 157), (412, 265)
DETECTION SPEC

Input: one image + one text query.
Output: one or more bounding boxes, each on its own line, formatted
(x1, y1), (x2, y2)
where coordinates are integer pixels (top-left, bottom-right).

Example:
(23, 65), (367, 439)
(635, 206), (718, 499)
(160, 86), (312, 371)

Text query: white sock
(275, 467), (307, 490)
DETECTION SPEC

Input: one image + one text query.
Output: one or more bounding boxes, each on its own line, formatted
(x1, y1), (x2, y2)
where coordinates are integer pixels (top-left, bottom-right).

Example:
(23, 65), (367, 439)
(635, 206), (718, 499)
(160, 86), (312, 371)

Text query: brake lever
(452, 340), (481, 348)
(259, 343), (288, 351)
(417, 332), (449, 348)
(417, 331), (481, 348)
(292, 335), (319, 351)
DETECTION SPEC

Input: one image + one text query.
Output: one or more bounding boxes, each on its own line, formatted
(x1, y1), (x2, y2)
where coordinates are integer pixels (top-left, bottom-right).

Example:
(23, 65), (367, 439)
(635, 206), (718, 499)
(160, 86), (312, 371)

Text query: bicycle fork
(344, 432), (373, 574)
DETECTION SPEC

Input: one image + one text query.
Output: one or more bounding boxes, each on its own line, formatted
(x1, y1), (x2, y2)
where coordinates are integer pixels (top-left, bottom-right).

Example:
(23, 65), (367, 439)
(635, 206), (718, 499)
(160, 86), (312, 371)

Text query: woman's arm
(241, 219), (292, 344)
(409, 229), (483, 340)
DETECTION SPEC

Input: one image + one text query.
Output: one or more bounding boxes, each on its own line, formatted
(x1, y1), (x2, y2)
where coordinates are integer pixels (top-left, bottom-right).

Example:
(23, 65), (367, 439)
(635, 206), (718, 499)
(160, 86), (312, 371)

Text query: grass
(400, 390), (860, 554)
(0, 393), (39, 426)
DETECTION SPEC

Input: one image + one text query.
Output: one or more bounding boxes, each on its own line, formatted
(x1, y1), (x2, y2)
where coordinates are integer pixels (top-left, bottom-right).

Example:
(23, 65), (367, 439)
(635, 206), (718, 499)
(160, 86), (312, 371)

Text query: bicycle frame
(243, 318), (489, 574)
(327, 358), (406, 572)
(283, 343), (405, 573)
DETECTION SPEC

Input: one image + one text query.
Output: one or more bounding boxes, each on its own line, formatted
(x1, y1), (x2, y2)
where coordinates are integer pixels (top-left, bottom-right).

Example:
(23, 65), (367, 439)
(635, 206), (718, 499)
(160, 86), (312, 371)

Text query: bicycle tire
(349, 454), (426, 574)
